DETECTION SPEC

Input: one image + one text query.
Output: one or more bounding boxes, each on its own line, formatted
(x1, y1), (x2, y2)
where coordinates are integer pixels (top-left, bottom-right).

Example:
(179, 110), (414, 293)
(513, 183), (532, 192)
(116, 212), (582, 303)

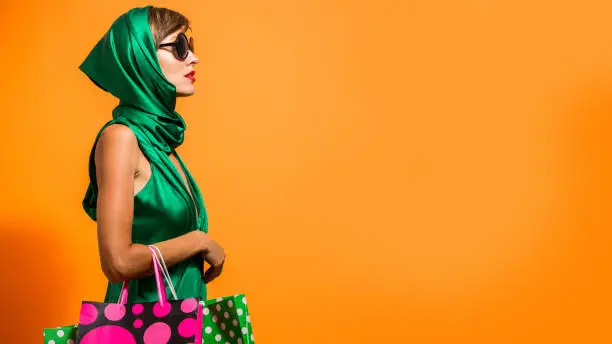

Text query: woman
(80, 5), (225, 304)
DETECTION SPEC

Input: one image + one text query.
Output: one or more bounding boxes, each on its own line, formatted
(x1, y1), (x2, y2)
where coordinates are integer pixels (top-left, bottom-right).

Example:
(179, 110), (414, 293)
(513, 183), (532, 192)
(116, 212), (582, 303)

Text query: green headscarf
(79, 5), (185, 152)
(79, 5), (208, 231)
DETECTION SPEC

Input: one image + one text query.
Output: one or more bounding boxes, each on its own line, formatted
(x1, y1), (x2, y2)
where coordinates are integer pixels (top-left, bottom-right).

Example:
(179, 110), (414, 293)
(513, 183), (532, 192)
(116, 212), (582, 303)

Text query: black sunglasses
(158, 32), (194, 61)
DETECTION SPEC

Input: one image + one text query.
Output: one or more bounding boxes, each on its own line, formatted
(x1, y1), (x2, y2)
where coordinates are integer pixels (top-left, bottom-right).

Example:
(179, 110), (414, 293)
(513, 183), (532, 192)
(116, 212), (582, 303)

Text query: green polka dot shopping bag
(201, 294), (255, 344)
(43, 324), (77, 344)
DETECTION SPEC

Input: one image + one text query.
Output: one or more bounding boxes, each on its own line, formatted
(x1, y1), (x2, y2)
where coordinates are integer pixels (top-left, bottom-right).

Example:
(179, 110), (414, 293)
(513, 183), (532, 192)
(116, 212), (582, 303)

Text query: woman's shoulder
(95, 117), (134, 136)
(94, 118), (138, 147)
(95, 117), (152, 148)
(88, 118), (144, 168)
(99, 122), (137, 143)
(94, 123), (139, 165)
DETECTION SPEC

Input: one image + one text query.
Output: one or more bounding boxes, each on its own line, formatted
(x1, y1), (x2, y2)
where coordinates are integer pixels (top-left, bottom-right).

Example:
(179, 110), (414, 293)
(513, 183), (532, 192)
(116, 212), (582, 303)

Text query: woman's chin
(176, 87), (196, 97)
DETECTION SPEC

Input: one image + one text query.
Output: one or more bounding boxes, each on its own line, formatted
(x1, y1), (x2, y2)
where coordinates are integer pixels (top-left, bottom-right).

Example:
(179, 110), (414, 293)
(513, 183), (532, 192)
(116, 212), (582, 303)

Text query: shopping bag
(202, 294), (255, 344)
(43, 324), (77, 344)
(75, 245), (203, 343)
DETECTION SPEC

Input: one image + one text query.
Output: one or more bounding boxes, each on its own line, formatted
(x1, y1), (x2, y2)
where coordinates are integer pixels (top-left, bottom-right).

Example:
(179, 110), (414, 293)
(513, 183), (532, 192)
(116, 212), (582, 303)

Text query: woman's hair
(148, 6), (190, 47)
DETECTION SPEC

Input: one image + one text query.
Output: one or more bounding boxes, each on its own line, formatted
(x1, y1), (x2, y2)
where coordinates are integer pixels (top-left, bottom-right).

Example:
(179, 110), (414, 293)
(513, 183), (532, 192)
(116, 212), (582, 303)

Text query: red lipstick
(184, 71), (196, 82)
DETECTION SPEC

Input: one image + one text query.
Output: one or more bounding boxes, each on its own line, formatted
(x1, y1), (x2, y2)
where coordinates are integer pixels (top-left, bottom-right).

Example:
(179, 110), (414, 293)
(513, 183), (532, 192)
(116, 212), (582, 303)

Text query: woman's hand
(203, 259), (225, 283)
(200, 234), (226, 283)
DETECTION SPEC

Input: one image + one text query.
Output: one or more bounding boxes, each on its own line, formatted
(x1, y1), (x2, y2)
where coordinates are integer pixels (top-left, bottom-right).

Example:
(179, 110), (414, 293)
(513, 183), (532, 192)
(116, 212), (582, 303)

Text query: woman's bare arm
(94, 124), (214, 283)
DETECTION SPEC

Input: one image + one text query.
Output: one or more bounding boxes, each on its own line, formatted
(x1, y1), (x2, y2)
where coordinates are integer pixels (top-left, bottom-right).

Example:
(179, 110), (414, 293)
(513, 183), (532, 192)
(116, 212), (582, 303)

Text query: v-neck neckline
(168, 150), (199, 222)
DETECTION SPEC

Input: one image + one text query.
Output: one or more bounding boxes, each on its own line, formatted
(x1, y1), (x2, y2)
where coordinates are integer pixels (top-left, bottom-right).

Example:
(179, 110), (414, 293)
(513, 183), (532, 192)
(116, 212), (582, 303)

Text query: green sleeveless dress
(78, 6), (209, 303)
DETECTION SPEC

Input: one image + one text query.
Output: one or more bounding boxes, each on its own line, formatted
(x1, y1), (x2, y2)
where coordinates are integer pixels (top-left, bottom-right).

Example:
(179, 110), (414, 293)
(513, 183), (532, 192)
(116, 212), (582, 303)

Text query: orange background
(1, 0), (611, 343)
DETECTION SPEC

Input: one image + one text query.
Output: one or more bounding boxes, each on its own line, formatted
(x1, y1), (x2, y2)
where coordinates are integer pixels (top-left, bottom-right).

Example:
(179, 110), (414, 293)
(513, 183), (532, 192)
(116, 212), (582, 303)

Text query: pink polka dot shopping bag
(75, 245), (202, 343)
(43, 244), (256, 343)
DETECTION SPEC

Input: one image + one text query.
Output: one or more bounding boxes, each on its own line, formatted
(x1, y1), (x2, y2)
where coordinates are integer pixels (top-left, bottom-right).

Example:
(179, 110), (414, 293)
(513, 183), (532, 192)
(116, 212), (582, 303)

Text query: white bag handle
(116, 245), (178, 304)
(149, 245), (178, 300)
